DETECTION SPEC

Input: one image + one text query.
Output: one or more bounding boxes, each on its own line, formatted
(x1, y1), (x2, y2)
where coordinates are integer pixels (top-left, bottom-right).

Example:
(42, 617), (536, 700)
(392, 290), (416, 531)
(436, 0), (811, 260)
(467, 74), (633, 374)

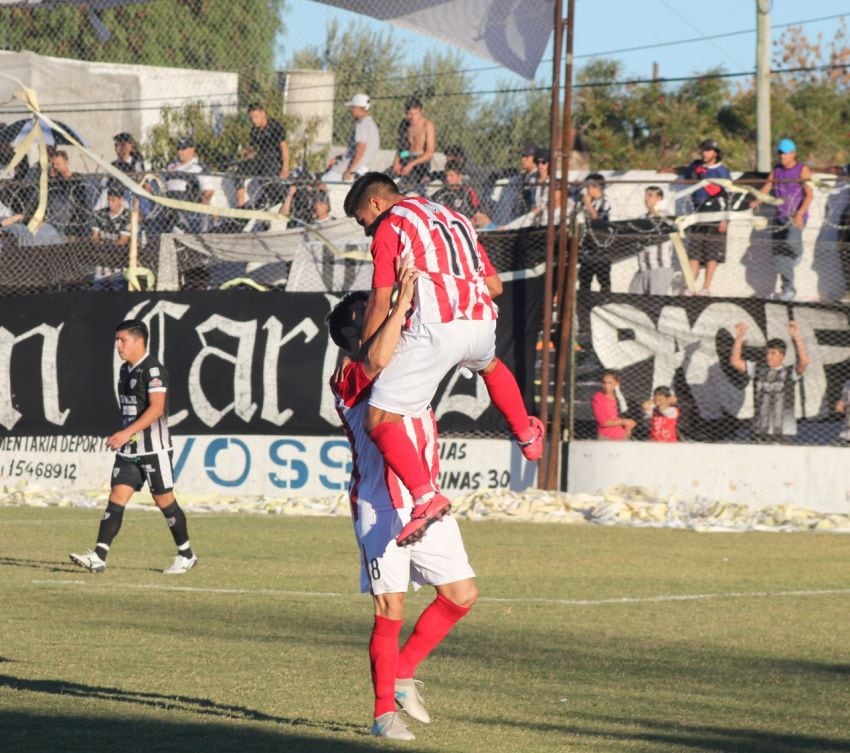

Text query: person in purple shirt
(679, 139), (732, 296)
(752, 138), (813, 301)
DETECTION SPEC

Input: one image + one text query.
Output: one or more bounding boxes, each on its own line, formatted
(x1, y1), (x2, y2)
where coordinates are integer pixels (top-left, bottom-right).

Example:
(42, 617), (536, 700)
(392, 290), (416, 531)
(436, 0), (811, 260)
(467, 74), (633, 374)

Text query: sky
(278, 0), (849, 93)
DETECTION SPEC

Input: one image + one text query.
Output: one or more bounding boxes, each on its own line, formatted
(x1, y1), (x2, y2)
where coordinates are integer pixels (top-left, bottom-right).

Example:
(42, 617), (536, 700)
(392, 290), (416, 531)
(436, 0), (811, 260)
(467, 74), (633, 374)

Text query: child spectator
(729, 320), (810, 440)
(642, 386), (679, 442)
(629, 186), (677, 295)
(834, 379), (850, 442)
(91, 187), (130, 245)
(578, 173), (613, 292)
(591, 369), (635, 440)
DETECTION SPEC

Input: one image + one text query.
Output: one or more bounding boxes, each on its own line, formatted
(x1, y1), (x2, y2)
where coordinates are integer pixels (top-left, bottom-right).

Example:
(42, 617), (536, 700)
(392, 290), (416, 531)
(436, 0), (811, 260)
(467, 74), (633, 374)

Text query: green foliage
(1, 0), (285, 97)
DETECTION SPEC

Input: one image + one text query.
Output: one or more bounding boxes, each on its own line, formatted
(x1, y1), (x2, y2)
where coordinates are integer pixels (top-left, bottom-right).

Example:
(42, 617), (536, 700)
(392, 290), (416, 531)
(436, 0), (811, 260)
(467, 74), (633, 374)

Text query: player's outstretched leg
(479, 358), (544, 461)
(70, 500), (125, 573)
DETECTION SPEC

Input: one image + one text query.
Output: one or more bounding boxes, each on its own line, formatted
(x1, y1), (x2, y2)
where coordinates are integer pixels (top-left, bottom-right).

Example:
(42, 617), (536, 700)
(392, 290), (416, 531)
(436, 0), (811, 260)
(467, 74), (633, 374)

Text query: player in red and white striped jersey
(327, 266), (478, 740)
(344, 173), (544, 547)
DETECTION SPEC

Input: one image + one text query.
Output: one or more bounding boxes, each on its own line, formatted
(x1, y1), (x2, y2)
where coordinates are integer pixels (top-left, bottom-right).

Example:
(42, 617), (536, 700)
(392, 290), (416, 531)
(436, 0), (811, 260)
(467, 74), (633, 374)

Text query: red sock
(396, 595), (470, 679)
(370, 421), (434, 500)
(481, 359), (533, 442)
(370, 616), (403, 717)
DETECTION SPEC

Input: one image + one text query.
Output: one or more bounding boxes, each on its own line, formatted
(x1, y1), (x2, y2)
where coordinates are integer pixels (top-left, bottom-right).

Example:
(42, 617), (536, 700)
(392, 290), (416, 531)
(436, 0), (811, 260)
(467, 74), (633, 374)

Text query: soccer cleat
(518, 416), (545, 462)
(370, 711), (415, 740)
(396, 493), (452, 547)
(395, 678), (431, 724)
(69, 549), (106, 573)
(163, 554), (198, 575)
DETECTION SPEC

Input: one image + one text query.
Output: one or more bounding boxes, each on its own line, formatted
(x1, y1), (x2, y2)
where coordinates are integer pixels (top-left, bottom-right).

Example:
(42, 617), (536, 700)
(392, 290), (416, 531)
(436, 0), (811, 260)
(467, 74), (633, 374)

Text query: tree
(0, 0), (285, 98)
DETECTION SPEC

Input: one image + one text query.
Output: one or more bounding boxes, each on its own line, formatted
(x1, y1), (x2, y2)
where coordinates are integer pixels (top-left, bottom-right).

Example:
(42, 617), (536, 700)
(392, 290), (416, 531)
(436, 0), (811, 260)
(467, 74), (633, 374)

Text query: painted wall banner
(576, 292), (850, 443)
(0, 434), (538, 499)
(0, 281), (542, 437)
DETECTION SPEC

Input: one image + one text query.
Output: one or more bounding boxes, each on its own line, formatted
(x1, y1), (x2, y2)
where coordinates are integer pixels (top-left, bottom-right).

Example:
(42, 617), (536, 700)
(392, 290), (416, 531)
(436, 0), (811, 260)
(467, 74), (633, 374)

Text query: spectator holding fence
(750, 138), (813, 302)
(592, 370), (635, 440)
(679, 139), (731, 296)
(629, 186), (677, 295)
(729, 320), (810, 441)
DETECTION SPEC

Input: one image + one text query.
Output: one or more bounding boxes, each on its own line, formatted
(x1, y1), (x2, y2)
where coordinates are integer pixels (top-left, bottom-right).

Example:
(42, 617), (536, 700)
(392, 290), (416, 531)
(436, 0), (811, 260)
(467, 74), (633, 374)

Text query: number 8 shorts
(354, 503), (476, 595)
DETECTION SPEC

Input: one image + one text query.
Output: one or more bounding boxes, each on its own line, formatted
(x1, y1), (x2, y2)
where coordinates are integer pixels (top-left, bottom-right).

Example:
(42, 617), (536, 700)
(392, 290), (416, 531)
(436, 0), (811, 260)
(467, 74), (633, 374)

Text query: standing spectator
(642, 386), (679, 442)
(163, 136), (215, 233)
(578, 173), (613, 292)
(47, 149), (91, 238)
(91, 186), (130, 245)
(390, 96), (436, 193)
(69, 319), (197, 575)
(489, 144), (538, 226)
(679, 139), (731, 296)
(323, 93), (380, 182)
(111, 132), (145, 175)
(591, 370), (635, 440)
(529, 147), (557, 225)
(430, 163), (479, 221)
(751, 139), (813, 301)
(729, 320), (810, 440)
(235, 103), (290, 208)
(629, 186), (677, 295)
(834, 377), (850, 442)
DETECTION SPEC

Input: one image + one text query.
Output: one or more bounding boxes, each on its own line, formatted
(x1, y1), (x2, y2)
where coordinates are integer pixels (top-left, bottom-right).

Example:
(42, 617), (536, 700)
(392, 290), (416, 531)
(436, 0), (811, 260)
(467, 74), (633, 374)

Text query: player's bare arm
(789, 320), (810, 375)
(730, 321), (747, 373)
(363, 265), (419, 378)
(107, 391), (166, 450)
(361, 285), (393, 344)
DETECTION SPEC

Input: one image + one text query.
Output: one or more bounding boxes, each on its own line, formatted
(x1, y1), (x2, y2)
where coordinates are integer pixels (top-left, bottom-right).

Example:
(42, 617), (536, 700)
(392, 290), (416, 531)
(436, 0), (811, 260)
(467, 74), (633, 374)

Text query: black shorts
(686, 226), (726, 264)
(112, 451), (174, 495)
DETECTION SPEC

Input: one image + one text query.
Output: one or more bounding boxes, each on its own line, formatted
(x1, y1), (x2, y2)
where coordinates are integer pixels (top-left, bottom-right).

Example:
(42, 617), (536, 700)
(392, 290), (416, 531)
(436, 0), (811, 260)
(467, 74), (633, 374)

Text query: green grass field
(1, 507), (847, 753)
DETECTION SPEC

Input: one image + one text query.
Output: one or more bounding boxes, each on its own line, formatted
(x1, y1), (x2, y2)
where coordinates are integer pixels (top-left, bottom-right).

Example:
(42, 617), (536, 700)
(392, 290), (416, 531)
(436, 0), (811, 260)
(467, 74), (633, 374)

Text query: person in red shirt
(591, 370), (636, 440)
(642, 386), (679, 442)
(344, 173), (544, 547)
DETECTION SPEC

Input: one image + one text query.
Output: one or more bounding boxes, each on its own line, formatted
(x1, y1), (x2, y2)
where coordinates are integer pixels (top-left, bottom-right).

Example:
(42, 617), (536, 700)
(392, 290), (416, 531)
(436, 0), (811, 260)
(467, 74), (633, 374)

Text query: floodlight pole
(756, 0), (772, 171)
(542, 0), (575, 490)
(537, 0), (565, 488)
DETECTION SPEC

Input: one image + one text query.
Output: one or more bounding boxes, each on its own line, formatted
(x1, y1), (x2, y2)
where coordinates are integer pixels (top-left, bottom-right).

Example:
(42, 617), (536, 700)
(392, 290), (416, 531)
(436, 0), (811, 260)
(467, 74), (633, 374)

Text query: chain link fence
(3, 1), (850, 448)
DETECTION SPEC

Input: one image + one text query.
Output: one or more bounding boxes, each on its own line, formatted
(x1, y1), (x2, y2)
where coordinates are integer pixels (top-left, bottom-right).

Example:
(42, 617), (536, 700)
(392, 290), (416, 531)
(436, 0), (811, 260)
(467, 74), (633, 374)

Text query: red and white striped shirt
(371, 196), (498, 327)
(331, 360), (440, 518)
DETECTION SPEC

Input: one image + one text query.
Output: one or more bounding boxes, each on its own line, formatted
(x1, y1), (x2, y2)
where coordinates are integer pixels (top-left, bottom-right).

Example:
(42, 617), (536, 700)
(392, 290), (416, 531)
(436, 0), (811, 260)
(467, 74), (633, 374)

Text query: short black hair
(106, 186), (124, 199)
(405, 95), (423, 110)
(646, 185), (664, 197)
(601, 369), (620, 381)
(247, 102), (264, 112)
(585, 172), (606, 188)
(653, 386), (672, 397)
(766, 338), (787, 353)
(116, 319), (148, 345)
(343, 172), (400, 217)
(326, 292), (370, 354)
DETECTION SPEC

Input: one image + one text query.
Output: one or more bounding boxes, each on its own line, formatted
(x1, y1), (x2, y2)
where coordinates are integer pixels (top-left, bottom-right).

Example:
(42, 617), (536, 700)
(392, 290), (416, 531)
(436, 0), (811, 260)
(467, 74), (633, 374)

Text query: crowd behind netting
(5, 89), (850, 448)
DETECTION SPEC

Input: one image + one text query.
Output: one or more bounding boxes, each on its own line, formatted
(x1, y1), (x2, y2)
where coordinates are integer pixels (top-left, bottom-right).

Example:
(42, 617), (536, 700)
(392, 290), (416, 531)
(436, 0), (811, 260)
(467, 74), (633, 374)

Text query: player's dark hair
(766, 338), (787, 353)
(326, 292), (370, 354)
(343, 172), (400, 217)
(116, 319), (148, 345)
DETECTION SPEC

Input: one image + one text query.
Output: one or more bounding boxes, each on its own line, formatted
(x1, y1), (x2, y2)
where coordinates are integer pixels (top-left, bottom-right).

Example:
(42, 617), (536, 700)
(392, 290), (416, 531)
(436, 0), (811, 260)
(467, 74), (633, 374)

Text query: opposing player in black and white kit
(70, 320), (197, 575)
(328, 263), (478, 741)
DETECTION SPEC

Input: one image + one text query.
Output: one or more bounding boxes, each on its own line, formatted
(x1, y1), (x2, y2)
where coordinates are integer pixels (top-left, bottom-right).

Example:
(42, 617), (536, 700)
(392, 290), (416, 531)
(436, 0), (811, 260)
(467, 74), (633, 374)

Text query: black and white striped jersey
(116, 354), (172, 456)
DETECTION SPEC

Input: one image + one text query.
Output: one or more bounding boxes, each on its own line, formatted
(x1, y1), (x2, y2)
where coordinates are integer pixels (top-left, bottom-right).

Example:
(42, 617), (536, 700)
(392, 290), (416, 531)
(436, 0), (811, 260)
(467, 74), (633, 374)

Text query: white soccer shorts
(369, 319), (497, 416)
(354, 504), (476, 595)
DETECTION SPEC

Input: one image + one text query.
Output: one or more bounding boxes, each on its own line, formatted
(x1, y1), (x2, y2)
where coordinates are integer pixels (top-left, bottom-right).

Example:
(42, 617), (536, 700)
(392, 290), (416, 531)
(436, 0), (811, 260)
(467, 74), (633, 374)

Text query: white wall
(567, 439), (850, 514)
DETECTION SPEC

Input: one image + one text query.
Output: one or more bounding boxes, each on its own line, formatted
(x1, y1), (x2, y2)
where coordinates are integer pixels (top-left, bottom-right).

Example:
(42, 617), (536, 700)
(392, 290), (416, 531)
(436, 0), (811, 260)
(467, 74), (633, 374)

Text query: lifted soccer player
(328, 262), (477, 741)
(70, 320), (197, 575)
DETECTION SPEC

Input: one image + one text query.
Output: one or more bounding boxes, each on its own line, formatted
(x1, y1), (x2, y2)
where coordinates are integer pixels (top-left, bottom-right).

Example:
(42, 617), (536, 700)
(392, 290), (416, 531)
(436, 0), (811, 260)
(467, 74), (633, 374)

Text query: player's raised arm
(363, 262), (419, 377)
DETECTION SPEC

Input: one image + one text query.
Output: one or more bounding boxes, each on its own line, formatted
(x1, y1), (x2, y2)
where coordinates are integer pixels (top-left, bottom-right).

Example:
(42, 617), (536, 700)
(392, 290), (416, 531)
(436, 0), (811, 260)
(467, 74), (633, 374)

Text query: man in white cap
(323, 93), (380, 182)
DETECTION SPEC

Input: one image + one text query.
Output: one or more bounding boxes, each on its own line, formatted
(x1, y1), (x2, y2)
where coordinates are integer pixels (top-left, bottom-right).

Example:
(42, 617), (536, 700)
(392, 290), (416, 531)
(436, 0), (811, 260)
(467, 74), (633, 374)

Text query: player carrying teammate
(343, 172), (544, 547)
(328, 262), (478, 741)
(69, 319), (197, 575)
